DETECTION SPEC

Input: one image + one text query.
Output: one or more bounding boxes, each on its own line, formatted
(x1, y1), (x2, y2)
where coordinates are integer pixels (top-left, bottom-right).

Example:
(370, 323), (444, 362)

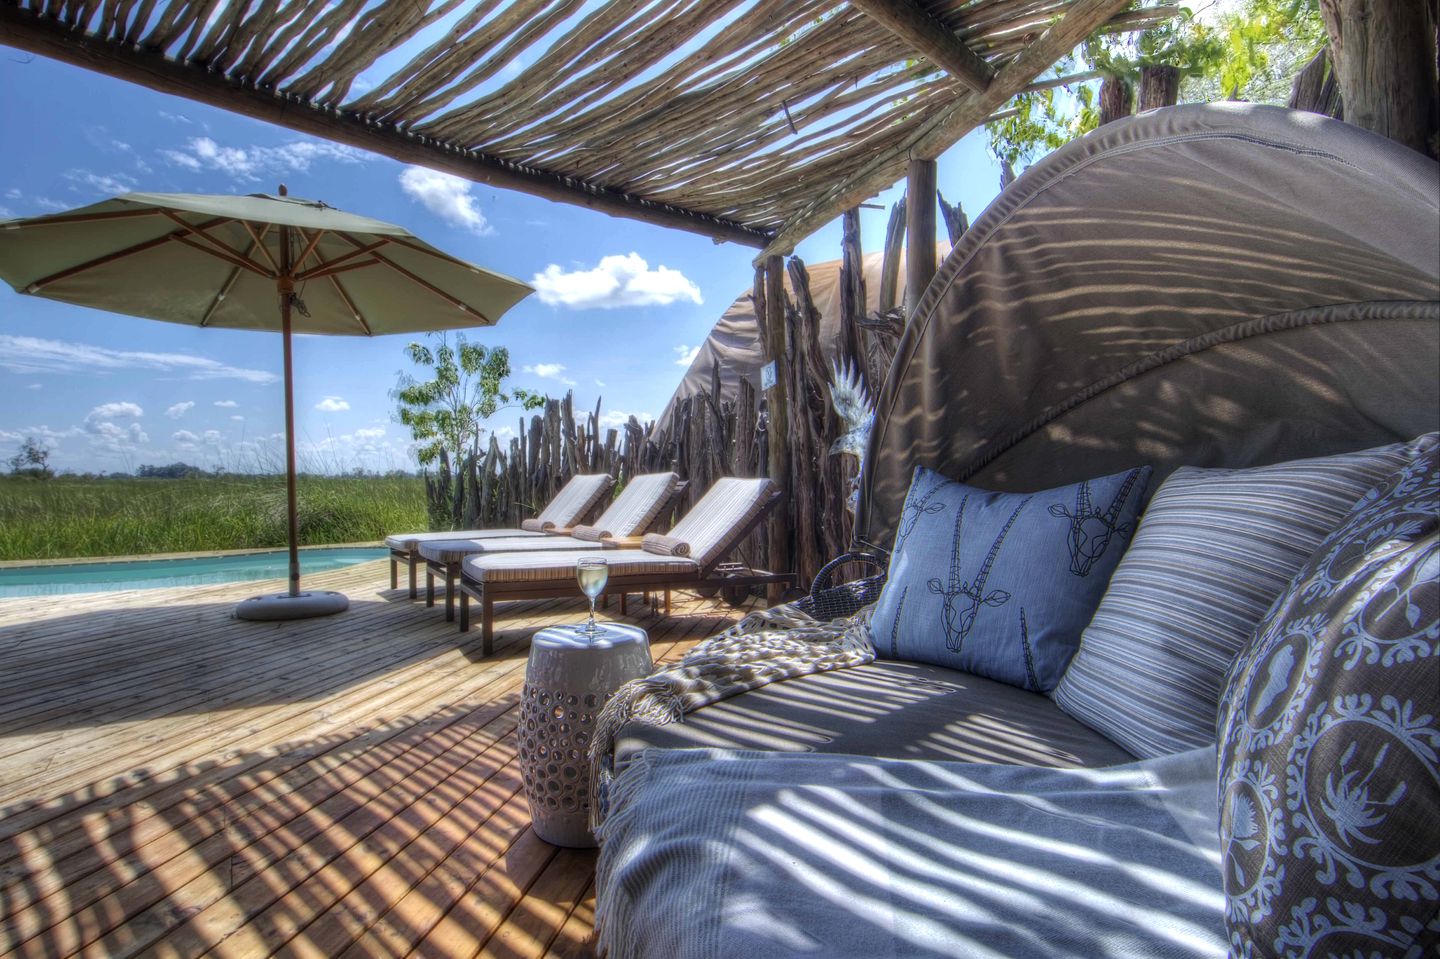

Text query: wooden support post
(1099, 74), (1134, 124)
(762, 254), (792, 603)
(904, 158), (938, 322)
(1137, 65), (1180, 111)
(1321, 0), (1438, 157)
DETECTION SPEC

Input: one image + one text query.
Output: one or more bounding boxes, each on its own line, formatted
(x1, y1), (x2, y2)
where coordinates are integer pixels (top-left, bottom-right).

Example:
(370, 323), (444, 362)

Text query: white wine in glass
(576, 557), (609, 637)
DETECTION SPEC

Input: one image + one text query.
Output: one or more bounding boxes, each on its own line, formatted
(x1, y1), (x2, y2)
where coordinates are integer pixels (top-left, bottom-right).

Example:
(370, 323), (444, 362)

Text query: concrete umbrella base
(234, 590), (349, 621)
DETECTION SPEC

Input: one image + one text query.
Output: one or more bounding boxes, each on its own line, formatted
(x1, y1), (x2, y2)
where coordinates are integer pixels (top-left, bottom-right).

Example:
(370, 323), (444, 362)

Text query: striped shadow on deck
(0, 559), (748, 957)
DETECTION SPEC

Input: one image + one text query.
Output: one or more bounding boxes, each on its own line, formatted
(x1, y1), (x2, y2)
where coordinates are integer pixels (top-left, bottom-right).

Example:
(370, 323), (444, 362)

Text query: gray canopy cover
(858, 104), (1440, 551)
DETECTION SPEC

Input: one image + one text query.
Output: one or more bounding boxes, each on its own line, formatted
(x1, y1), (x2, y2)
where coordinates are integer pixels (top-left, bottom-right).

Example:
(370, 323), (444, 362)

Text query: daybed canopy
(858, 103), (1440, 550)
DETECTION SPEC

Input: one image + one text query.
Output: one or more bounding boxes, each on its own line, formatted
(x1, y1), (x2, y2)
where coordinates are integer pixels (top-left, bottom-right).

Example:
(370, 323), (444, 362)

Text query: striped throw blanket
(587, 603), (876, 827)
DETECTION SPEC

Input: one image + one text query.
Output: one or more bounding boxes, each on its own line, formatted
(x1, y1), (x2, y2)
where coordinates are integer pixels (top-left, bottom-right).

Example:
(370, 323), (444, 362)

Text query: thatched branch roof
(0, 0), (1168, 255)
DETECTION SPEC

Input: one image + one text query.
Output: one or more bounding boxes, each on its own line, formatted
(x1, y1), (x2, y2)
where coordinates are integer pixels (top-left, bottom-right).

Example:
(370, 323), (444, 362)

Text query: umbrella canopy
(0, 188), (534, 619)
(0, 191), (532, 334)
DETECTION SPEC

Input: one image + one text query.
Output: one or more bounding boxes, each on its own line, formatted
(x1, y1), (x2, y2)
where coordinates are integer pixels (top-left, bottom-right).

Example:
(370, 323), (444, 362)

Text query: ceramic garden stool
(519, 623), (653, 847)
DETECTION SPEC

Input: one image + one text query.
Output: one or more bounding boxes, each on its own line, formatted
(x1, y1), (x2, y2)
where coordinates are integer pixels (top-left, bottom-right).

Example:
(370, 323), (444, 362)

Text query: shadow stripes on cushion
(1052, 439), (1425, 758)
(661, 477), (776, 568)
(535, 474), (614, 528)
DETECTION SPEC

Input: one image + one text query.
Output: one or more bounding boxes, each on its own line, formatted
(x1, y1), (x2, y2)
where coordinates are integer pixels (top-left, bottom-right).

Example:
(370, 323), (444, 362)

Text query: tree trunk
(1138, 65), (1180, 110)
(1098, 74), (1133, 124)
(1321, 0), (1438, 156)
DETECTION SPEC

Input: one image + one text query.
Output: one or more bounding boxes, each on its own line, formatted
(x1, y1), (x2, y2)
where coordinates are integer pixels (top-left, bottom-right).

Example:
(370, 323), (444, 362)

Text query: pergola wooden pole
(762, 254), (791, 601)
(276, 193), (302, 599)
(904, 158), (938, 321)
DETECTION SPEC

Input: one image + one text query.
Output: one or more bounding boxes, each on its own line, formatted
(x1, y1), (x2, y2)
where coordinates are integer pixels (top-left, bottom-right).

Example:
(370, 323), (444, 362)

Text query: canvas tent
(858, 103), (1440, 551)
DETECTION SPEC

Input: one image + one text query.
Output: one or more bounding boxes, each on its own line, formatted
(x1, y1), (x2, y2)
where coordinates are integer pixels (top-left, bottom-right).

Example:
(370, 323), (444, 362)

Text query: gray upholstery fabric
(616, 659), (1134, 769)
(859, 104), (1440, 551)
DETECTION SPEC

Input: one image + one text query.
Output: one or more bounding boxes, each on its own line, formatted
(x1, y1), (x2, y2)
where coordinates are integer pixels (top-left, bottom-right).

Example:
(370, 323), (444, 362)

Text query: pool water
(0, 547), (389, 597)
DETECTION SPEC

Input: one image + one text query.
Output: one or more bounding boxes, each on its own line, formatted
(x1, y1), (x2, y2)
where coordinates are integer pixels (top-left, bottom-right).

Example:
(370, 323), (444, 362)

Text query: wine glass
(576, 557), (609, 637)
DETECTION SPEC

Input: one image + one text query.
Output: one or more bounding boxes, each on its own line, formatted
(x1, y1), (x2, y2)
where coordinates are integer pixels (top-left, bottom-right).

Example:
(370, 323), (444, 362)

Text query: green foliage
(8, 437), (53, 479)
(0, 474), (427, 560)
(986, 1), (1325, 168)
(393, 333), (545, 467)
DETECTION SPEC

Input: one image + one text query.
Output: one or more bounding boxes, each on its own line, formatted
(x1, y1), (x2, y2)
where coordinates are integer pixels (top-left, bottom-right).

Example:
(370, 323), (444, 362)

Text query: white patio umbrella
(0, 186), (533, 620)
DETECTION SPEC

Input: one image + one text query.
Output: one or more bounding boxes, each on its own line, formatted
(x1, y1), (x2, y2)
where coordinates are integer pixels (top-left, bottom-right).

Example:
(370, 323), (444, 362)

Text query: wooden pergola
(0, 0), (1171, 586)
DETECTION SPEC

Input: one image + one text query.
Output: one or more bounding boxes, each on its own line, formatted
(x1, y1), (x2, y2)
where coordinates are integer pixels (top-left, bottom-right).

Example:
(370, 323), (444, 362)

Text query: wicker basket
(793, 551), (888, 621)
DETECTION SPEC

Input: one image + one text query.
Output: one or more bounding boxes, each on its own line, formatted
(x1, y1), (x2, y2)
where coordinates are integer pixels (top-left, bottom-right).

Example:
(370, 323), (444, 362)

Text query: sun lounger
(456, 477), (797, 654)
(416, 473), (687, 620)
(385, 472), (614, 598)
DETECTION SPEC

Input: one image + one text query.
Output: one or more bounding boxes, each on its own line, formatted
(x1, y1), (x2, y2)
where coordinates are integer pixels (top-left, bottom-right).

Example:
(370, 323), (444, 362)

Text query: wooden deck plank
(0, 560), (741, 958)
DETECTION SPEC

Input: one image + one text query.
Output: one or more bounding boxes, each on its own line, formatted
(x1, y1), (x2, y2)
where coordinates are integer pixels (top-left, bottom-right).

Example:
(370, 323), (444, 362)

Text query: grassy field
(0, 475), (428, 561)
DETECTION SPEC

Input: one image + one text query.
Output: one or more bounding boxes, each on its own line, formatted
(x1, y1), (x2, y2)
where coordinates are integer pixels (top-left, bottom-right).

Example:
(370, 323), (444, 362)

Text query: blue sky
(0, 46), (1003, 475)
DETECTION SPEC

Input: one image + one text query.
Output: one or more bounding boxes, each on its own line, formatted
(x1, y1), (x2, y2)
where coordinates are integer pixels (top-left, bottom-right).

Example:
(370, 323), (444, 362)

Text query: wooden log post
(937, 189), (969, 245)
(1099, 73), (1134, 124)
(1137, 65), (1180, 110)
(761, 255), (792, 601)
(904, 158), (938, 322)
(1320, 0), (1438, 157)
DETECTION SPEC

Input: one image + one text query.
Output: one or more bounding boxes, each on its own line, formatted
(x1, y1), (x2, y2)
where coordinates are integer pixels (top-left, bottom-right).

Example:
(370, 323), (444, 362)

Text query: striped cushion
(666, 477), (776, 567)
(418, 536), (615, 564)
(1052, 439), (1423, 758)
(592, 472), (679, 537)
(385, 528), (546, 551)
(520, 518), (551, 533)
(535, 474), (614, 528)
(571, 525), (609, 542)
(641, 533), (690, 557)
(464, 549), (697, 585)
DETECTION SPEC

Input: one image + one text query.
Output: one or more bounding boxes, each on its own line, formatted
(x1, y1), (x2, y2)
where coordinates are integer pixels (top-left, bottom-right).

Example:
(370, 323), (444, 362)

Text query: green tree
(393, 333), (545, 468)
(987, 1), (1321, 169)
(8, 437), (53, 479)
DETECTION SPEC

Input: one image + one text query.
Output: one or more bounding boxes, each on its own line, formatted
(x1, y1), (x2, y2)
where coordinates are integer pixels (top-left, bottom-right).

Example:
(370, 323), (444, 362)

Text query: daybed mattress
(616, 660), (1135, 768)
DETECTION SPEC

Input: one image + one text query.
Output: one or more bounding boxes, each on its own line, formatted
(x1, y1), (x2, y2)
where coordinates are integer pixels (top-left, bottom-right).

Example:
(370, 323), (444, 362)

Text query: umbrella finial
(278, 184), (288, 197)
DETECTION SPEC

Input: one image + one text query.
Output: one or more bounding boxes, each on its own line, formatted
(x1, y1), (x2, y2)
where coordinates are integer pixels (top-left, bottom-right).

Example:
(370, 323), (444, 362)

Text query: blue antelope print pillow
(1218, 436), (1439, 959)
(870, 465), (1151, 692)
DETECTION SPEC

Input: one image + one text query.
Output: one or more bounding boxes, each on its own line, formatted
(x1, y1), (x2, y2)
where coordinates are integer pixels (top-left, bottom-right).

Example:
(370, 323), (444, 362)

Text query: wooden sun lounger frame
(456, 488), (796, 656)
(422, 481), (690, 622)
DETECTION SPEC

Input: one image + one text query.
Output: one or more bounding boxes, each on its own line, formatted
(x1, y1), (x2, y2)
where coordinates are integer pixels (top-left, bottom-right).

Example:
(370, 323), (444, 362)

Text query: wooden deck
(0, 560), (748, 958)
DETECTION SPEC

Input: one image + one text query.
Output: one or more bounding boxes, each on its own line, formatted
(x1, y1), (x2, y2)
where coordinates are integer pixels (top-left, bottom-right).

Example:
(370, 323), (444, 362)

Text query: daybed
(592, 106), (1440, 959)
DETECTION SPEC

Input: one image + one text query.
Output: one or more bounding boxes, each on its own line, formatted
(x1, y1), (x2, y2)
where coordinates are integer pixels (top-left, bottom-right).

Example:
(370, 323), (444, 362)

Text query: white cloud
(531, 253), (702, 310)
(172, 429), (201, 449)
(0, 335), (277, 384)
(494, 426), (515, 439)
(64, 169), (138, 196)
(161, 136), (370, 182)
(213, 399), (239, 408)
(89, 420), (148, 451)
(594, 378), (605, 387)
(25, 383), (41, 391)
(523, 362), (576, 386)
(674, 344), (701, 367)
(158, 110), (192, 124)
(230, 415), (245, 422)
(316, 395), (350, 412)
(599, 410), (653, 428)
(165, 401), (195, 419)
(354, 426), (385, 440)
(85, 401), (144, 423)
(398, 167), (493, 235)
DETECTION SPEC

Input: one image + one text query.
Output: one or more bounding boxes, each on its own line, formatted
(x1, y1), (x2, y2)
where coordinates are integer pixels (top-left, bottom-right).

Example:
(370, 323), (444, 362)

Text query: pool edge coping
(0, 542), (386, 570)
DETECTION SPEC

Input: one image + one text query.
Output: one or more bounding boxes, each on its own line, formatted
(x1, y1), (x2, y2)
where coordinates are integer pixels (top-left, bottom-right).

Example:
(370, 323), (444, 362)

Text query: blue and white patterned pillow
(869, 465), (1150, 692)
(1218, 436), (1439, 958)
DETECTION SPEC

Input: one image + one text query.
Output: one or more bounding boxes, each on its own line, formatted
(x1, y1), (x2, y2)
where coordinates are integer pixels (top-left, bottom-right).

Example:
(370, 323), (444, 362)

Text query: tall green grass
(0, 475), (427, 561)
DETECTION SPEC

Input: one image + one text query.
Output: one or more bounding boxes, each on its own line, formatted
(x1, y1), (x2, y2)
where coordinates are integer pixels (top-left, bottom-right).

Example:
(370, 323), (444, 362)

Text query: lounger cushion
(641, 534), (689, 557)
(418, 536), (614, 564)
(870, 465), (1149, 693)
(665, 477), (776, 567)
(594, 472), (680, 538)
(520, 518), (552, 533)
(616, 659), (1134, 769)
(385, 528), (546, 551)
(571, 525), (609, 542)
(1053, 438), (1425, 759)
(535, 473), (614, 528)
(463, 549), (698, 585)
(1217, 437), (1439, 959)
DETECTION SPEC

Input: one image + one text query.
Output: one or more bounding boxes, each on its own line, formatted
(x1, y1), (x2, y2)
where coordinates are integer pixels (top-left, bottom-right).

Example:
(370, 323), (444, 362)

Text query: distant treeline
(47, 463), (423, 481)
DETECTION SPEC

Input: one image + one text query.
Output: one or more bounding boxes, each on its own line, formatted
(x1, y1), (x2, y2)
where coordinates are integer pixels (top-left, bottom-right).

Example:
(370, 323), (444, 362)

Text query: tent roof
(0, 0), (1169, 255)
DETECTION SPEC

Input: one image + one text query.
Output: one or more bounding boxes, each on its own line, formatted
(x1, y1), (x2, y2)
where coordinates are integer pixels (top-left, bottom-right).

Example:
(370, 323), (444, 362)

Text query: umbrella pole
(281, 288), (301, 598)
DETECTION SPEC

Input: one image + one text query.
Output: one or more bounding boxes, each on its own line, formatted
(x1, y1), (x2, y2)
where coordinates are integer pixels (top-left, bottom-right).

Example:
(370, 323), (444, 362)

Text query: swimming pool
(0, 547), (389, 597)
